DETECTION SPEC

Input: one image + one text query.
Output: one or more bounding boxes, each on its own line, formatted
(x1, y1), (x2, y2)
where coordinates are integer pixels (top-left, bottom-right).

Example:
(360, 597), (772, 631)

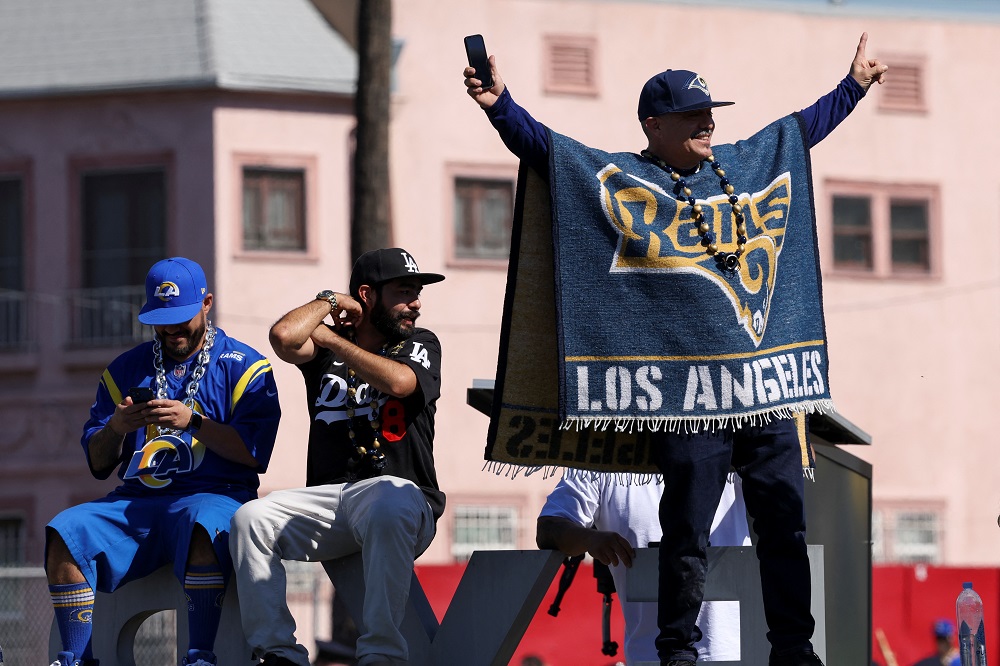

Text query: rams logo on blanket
(598, 165), (791, 347)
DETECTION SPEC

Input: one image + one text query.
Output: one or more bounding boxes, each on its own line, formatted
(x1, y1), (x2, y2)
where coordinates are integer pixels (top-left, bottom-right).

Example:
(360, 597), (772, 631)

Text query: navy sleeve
(798, 76), (867, 148)
(483, 78), (864, 167)
(484, 88), (551, 179)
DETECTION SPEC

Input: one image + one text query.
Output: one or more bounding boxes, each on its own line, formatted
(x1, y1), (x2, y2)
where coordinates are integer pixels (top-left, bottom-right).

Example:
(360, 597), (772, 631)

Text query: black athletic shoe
(665, 661), (697, 666)
(769, 650), (825, 666)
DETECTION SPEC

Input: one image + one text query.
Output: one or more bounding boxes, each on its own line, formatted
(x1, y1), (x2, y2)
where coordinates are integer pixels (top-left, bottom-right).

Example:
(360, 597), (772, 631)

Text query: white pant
(229, 476), (436, 665)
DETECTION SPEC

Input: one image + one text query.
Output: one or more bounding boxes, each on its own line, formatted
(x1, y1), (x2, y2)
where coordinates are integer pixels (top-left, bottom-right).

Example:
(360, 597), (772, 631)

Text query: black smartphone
(129, 387), (155, 403)
(464, 34), (493, 90)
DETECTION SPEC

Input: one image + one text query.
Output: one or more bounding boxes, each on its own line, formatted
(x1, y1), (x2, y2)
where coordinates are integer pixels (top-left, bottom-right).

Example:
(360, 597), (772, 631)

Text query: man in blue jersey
(463, 35), (887, 666)
(45, 257), (281, 666)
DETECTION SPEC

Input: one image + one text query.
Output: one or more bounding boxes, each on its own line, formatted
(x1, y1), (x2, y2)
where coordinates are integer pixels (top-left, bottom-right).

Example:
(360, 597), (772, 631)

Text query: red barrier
(413, 561), (1000, 665)
(873, 565), (1000, 666)
(416, 561), (625, 666)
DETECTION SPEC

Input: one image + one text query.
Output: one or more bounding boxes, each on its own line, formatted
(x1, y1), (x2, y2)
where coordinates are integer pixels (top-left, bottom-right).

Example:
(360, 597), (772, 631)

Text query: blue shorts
(46, 492), (242, 592)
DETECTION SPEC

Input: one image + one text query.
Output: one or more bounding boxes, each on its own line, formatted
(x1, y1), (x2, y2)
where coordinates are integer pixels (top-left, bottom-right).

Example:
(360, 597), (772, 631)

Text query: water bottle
(957, 581), (988, 666)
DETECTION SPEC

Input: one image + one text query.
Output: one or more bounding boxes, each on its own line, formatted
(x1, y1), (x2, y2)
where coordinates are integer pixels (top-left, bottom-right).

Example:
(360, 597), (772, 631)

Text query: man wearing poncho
(463, 33), (887, 666)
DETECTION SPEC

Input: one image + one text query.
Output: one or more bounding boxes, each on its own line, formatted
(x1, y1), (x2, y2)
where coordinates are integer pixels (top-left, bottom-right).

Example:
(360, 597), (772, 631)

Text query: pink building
(1, 0), (998, 658)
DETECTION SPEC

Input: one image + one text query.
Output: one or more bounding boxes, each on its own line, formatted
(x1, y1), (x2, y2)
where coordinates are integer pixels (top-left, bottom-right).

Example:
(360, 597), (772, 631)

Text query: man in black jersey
(230, 248), (445, 666)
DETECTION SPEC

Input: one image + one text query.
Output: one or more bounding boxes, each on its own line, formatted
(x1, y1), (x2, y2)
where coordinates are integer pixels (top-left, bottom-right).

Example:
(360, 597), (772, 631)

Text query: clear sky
(635, 0), (1000, 21)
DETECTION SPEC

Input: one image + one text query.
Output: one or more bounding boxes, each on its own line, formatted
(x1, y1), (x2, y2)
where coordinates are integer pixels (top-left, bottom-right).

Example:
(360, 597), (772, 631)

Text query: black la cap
(349, 248), (445, 299)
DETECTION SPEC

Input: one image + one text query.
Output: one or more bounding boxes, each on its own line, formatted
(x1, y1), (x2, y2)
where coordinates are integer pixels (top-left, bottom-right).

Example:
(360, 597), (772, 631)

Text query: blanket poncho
(486, 114), (831, 475)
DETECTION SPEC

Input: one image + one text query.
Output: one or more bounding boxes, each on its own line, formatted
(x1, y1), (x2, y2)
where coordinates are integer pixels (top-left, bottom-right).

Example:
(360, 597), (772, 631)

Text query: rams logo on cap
(153, 281), (181, 302)
(686, 74), (711, 97)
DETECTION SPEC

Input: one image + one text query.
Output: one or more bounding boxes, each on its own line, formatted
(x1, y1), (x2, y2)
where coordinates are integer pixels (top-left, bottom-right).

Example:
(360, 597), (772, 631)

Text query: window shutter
(879, 60), (926, 112)
(544, 36), (598, 96)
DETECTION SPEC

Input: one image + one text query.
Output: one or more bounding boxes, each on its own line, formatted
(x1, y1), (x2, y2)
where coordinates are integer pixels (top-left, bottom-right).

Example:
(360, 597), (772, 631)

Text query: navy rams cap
(637, 69), (734, 120)
(138, 257), (209, 325)
(349, 248), (445, 299)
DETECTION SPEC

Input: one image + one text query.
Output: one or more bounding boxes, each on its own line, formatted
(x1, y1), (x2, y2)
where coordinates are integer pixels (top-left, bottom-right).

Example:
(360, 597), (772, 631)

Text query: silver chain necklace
(151, 321), (215, 435)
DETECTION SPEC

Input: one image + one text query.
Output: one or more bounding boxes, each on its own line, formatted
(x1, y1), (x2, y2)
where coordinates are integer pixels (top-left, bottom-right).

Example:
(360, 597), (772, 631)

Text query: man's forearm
(87, 424), (125, 474)
(270, 300), (333, 356)
(536, 516), (592, 556)
(311, 326), (417, 398)
(799, 75), (865, 148)
(486, 88), (550, 178)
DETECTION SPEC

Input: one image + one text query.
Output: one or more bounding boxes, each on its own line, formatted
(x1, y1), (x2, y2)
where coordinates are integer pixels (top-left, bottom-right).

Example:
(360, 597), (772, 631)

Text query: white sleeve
(538, 471), (602, 528)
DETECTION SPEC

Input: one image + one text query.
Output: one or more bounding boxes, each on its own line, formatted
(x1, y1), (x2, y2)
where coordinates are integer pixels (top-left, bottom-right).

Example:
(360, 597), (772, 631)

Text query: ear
(643, 117), (659, 133)
(202, 293), (214, 313)
(357, 284), (377, 309)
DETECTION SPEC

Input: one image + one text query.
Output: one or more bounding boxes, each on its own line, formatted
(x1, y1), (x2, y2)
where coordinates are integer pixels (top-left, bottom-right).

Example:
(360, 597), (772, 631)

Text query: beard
(371, 301), (417, 343)
(158, 320), (206, 360)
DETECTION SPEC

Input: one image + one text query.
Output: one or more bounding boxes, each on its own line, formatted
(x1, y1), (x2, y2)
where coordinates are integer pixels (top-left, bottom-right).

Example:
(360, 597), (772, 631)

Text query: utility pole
(350, 0), (393, 261)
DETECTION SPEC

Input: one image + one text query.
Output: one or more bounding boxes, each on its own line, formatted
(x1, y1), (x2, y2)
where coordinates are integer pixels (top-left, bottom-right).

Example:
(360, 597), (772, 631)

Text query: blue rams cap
(934, 618), (955, 638)
(138, 257), (209, 325)
(637, 69), (734, 120)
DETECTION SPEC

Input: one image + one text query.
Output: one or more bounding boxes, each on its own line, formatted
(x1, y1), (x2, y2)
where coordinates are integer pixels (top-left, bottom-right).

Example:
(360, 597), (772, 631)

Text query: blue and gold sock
(50, 581), (95, 660)
(184, 564), (225, 652)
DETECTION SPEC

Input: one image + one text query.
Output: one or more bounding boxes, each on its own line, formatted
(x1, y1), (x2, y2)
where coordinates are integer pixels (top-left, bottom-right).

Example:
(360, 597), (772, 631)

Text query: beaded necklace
(344, 331), (389, 477)
(152, 322), (215, 435)
(641, 149), (747, 273)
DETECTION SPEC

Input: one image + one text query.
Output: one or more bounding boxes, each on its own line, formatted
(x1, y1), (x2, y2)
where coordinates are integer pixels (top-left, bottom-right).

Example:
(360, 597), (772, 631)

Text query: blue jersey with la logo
(82, 328), (281, 502)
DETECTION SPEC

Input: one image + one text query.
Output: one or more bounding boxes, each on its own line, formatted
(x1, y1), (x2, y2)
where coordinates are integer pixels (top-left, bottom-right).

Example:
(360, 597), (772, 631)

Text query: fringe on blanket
(558, 399), (836, 435)
(482, 461), (817, 483)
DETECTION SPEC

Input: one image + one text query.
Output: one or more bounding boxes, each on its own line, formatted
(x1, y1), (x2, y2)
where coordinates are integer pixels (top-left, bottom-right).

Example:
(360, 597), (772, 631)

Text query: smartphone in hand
(128, 387), (155, 404)
(464, 34), (493, 90)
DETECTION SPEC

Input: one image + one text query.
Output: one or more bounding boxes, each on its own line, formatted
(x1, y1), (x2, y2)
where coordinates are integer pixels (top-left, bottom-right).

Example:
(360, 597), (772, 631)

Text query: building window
(828, 182), (937, 278)
(242, 167), (306, 252)
(544, 35), (599, 97)
(872, 506), (942, 564)
(0, 176), (27, 350)
(878, 58), (926, 113)
(832, 196), (872, 270)
(75, 167), (166, 346)
(454, 177), (514, 261)
(451, 505), (518, 561)
(890, 199), (930, 272)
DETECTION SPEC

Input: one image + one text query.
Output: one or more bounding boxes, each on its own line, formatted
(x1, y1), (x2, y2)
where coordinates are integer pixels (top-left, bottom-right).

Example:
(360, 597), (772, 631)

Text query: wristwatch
(186, 410), (203, 434)
(316, 289), (338, 313)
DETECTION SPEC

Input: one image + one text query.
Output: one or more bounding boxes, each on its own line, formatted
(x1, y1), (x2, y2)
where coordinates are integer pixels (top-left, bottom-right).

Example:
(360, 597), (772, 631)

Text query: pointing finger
(855, 31), (868, 60)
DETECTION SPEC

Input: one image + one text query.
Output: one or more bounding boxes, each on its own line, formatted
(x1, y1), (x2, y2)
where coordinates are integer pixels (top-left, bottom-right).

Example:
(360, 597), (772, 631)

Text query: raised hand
(850, 32), (888, 92)
(463, 54), (506, 109)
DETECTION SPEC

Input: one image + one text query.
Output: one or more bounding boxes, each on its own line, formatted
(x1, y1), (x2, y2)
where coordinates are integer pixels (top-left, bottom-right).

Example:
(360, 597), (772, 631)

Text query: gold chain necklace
(641, 150), (747, 272)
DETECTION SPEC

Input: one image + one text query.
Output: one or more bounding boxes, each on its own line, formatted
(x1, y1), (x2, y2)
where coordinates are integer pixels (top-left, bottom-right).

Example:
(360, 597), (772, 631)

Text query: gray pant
(229, 476), (435, 665)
